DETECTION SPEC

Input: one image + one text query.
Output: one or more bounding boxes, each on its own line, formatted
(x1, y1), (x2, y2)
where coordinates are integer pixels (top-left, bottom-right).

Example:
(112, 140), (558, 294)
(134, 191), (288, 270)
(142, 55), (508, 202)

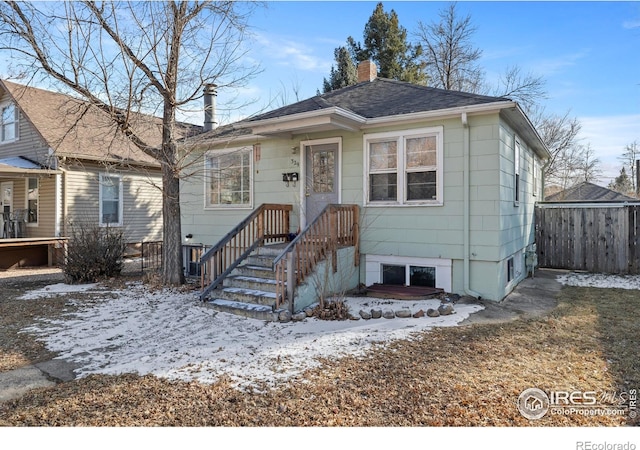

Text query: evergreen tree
(608, 167), (634, 195)
(321, 2), (426, 92)
(322, 46), (358, 92)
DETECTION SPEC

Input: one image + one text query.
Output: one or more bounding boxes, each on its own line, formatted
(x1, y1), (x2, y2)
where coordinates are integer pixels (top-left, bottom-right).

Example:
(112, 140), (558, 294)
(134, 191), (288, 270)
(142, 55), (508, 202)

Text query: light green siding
(182, 111), (545, 301)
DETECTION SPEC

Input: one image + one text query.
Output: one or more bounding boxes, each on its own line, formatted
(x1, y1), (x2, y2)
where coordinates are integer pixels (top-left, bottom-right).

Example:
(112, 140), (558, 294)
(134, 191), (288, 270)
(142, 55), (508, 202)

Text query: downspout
(462, 112), (481, 298)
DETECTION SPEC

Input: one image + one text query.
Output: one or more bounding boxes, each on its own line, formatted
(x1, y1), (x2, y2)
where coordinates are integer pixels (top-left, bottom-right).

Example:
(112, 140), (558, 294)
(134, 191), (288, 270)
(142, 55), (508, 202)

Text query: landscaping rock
(438, 304), (455, 316)
(278, 310), (292, 322)
(382, 309), (395, 319)
(448, 293), (461, 303)
(359, 309), (372, 320)
(292, 312), (307, 322)
(371, 308), (382, 319)
(395, 309), (411, 318)
(412, 309), (425, 318)
(426, 308), (440, 318)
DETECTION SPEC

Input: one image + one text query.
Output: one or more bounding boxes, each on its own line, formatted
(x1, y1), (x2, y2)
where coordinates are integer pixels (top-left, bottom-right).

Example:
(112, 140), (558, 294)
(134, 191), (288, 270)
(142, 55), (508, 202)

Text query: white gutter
(462, 112), (482, 299)
(363, 101), (518, 128)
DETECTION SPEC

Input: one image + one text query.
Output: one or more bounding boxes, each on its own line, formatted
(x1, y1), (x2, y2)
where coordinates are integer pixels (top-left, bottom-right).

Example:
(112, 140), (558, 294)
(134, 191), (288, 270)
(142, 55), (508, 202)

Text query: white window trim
(363, 126), (444, 207)
(99, 173), (124, 227)
(365, 254), (452, 293)
(514, 137), (522, 206)
(0, 101), (18, 144)
(25, 177), (39, 227)
(203, 146), (254, 210)
(299, 136), (342, 229)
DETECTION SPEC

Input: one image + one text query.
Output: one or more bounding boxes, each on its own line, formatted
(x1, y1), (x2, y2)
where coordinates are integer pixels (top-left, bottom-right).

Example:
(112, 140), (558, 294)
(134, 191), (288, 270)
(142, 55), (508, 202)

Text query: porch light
(185, 233), (193, 242)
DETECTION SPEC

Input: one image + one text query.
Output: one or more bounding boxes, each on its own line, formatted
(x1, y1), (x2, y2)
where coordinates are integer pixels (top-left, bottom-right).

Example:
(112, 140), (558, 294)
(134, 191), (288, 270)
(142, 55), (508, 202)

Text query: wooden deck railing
(272, 204), (359, 309)
(200, 203), (292, 300)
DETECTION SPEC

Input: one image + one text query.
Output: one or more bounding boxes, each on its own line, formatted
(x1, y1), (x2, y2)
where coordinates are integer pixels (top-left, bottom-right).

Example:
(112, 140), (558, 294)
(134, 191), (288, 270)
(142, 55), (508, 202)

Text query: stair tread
(243, 264), (274, 271)
(221, 286), (277, 298)
(208, 298), (275, 312)
(229, 275), (278, 285)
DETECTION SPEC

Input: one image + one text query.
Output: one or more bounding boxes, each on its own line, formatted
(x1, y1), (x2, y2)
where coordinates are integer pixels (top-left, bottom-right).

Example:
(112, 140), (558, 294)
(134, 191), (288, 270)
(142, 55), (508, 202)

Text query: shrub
(63, 220), (126, 283)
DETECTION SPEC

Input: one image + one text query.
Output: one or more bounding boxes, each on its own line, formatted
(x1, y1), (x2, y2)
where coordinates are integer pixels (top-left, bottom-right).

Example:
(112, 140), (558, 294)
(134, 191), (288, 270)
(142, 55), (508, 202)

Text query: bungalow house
(0, 80), (188, 269)
(180, 61), (550, 319)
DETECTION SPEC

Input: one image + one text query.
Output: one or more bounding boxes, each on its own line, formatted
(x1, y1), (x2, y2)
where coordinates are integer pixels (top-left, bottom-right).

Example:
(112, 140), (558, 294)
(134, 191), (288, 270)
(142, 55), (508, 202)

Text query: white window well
(364, 127), (443, 206)
(205, 147), (253, 208)
(366, 254), (452, 293)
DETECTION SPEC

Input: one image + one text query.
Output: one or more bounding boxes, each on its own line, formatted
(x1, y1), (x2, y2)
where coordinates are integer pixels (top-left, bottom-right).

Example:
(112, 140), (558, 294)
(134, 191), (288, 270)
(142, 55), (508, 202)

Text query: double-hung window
(1, 102), (17, 143)
(99, 173), (123, 226)
(205, 147), (252, 208)
(365, 127), (443, 205)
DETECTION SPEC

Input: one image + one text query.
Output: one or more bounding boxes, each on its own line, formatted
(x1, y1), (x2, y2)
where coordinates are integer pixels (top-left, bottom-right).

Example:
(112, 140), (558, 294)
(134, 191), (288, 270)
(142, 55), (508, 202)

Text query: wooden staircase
(199, 203), (359, 322)
(203, 243), (288, 321)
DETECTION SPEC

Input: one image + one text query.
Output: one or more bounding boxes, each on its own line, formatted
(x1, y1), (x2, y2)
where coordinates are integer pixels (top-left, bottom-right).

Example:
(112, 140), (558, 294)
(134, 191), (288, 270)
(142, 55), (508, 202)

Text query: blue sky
(223, 1), (640, 185)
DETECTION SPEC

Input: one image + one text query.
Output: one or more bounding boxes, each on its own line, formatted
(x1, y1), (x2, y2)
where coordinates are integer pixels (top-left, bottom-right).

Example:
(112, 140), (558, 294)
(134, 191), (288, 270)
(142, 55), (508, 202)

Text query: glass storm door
(1, 181), (12, 213)
(304, 142), (339, 224)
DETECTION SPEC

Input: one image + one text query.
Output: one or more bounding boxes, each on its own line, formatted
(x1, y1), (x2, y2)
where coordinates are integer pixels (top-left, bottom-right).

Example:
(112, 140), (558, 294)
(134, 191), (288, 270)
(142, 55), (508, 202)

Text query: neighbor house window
(205, 147), (252, 208)
(26, 177), (38, 225)
(1, 102), (17, 143)
(514, 138), (522, 206)
(365, 127), (443, 205)
(99, 173), (123, 226)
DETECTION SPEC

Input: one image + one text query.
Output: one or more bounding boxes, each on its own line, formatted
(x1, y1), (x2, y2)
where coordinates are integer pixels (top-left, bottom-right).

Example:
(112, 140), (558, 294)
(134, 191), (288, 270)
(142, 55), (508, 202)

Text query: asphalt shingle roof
(545, 181), (638, 202)
(1, 80), (199, 166)
(247, 78), (511, 122)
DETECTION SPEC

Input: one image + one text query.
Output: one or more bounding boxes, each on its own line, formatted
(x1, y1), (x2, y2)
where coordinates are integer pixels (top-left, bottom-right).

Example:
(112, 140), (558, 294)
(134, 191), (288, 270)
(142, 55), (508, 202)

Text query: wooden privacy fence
(535, 204), (640, 274)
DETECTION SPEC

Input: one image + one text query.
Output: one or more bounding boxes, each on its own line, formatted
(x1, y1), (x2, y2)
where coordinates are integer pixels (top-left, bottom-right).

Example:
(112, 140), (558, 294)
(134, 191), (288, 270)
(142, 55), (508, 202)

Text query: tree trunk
(161, 161), (185, 285)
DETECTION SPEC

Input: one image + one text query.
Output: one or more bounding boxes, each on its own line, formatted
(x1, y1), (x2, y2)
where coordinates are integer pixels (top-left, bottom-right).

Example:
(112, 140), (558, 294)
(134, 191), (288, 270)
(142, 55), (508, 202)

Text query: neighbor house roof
(193, 77), (549, 159)
(0, 79), (200, 167)
(544, 181), (638, 202)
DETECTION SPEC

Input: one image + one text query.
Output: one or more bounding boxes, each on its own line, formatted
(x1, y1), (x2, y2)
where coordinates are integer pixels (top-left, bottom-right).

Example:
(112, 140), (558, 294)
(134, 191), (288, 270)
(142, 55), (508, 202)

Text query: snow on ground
(18, 283), (102, 299)
(20, 281), (483, 389)
(557, 272), (640, 290)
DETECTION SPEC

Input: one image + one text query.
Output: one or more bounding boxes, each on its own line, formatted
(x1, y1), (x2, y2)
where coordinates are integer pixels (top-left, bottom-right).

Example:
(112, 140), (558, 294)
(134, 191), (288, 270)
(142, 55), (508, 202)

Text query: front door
(303, 140), (339, 226)
(1, 181), (12, 213)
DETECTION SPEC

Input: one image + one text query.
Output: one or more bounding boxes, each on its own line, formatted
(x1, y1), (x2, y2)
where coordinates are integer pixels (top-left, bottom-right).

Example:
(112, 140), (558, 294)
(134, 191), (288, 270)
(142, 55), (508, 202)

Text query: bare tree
(492, 65), (547, 113)
(618, 140), (640, 193)
(0, 1), (260, 285)
(414, 2), (484, 92)
(531, 109), (583, 189)
(576, 144), (602, 184)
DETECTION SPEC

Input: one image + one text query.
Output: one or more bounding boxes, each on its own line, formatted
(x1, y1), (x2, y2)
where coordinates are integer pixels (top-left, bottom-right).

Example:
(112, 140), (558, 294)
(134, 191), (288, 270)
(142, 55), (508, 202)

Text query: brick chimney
(357, 60), (377, 83)
(203, 83), (218, 132)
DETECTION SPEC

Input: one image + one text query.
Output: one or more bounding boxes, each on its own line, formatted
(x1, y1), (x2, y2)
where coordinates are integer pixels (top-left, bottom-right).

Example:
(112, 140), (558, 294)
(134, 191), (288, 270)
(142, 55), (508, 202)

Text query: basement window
(381, 264), (436, 288)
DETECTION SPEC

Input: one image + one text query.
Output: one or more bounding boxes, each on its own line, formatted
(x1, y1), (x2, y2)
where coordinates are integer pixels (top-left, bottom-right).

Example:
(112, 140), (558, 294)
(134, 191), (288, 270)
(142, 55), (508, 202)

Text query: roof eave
(237, 107), (366, 137)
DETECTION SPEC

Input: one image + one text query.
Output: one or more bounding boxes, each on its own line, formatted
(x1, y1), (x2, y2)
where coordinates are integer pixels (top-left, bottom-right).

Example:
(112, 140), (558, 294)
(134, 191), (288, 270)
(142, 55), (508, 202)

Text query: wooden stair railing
(200, 204), (292, 300)
(272, 204), (359, 309)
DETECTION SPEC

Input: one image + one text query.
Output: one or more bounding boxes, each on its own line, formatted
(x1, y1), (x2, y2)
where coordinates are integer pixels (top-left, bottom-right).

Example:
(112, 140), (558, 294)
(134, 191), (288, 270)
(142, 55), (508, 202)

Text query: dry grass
(0, 280), (638, 426)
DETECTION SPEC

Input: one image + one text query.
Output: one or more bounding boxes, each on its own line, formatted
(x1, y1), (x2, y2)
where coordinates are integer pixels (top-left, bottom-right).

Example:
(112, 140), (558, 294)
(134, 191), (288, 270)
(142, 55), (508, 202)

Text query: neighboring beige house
(0, 80), (188, 269)
(180, 61), (550, 320)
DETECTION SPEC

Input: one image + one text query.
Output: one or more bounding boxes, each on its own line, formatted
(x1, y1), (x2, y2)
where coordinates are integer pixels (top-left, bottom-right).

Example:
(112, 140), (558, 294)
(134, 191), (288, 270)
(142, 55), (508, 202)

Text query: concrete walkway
(0, 269), (565, 404)
(459, 268), (564, 326)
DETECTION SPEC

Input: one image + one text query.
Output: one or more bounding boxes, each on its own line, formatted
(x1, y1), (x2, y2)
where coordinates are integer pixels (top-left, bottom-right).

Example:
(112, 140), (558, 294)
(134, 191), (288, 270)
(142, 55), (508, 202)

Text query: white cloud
(534, 49), (591, 76)
(255, 33), (331, 73)
(578, 114), (640, 183)
(623, 19), (640, 29)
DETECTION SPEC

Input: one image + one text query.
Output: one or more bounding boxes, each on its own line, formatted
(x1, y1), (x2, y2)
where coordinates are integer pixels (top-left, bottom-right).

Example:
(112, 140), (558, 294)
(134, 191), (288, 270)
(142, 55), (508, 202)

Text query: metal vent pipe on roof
(203, 83), (218, 132)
